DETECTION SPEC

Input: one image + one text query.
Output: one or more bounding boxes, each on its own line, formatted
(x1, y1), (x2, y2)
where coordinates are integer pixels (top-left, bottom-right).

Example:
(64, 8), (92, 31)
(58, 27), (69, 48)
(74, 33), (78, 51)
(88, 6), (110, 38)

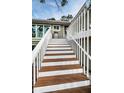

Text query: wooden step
(43, 58), (78, 62)
(40, 64), (81, 72)
(47, 86), (91, 93)
(34, 74), (88, 87)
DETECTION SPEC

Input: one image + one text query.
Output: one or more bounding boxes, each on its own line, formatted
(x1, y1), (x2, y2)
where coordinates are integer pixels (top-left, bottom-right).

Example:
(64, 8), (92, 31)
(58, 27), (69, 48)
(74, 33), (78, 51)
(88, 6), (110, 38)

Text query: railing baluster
(39, 49), (41, 69)
(87, 9), (90, 78)
(33, 59), (35, 85)
(78, 17), (80, 60)
(79, 15), (81, 63)
(66, 0), (91, 78)
(76, 19), (78, 58)
(87, 36), (89, 77)
(35, 54), (38, 82)
(32, 27), (52, 86)
(38, 52), (40, 70)
(83, 8), (86, 75)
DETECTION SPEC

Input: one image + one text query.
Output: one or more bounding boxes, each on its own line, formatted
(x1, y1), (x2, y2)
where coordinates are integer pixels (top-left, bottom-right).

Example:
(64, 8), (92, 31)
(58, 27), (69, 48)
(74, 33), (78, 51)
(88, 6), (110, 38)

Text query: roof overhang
(32, 19), (70, 26)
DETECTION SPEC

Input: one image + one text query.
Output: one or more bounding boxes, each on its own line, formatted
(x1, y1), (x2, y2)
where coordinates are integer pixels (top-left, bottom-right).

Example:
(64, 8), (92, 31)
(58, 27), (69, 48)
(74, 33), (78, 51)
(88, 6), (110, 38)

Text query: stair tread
(34, 73), (88, 87)
(43, 58), (78, 62)
(39, 64), (81, 72)
(47, 86), (91, 93)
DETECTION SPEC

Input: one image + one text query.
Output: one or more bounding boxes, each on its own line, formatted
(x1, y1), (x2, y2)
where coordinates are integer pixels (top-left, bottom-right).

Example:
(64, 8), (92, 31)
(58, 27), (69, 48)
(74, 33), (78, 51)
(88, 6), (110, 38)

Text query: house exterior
(32, 0), (91, 92)
(32, 19), (70, 49)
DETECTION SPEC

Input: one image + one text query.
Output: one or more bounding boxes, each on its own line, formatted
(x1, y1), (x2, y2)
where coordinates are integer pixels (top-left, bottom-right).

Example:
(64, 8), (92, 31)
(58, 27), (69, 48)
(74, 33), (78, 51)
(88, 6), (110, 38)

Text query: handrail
(68, 34), (91, 60)
(66, 0), (91, 78)
(32, 27), (51, 62)
(32, 27), (52, 85)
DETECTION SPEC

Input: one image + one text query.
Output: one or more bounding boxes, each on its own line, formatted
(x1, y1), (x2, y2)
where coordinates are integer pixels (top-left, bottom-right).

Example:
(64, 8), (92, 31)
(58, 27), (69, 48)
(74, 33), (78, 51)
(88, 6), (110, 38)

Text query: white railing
(32, 27), (52, 85)
(66, 0), (91, 78)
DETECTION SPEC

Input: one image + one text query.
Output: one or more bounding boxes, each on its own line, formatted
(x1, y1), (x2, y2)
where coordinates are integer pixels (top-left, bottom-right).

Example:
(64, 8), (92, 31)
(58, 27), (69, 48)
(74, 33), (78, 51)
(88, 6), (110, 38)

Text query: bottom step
(34, 80), (90, 93)
(34, 74), (90, 93)
(47, 85), (91, 93)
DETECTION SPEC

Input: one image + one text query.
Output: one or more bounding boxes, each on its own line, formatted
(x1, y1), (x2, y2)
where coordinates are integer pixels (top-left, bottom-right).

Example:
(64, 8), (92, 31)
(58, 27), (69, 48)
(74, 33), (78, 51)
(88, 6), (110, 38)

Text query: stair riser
(34, 80), (90, 93)
(44, 55), (76, 59)
(39, 69), (83, 77)
(46, 51), (74, 54)
(48, 45), (70, 47)
(49, 43), (68, 44)
(47, 47), (72, 50)
(42, 61), (79, 66)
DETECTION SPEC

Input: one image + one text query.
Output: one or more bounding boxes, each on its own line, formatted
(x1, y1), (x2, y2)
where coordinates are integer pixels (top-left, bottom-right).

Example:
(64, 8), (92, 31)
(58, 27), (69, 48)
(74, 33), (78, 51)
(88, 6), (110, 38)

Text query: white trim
(46, 51), (74, 54)
(34, 80), (90, 93)
(44, 55), (76, 59)
(42, 60), (79, 66)
(39, 69), (83, 77)
(48, 45), (70, 47)
(67, 34), (91, 60)
(32, 28), (52, 85)
(47, 47), (72, 50)
(67, 30), (91, 40)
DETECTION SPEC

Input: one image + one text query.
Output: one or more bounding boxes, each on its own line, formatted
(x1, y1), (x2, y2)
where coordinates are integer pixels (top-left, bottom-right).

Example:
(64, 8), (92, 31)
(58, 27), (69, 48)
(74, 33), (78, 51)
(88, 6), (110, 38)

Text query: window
(54, 25), (60, 30)
(37, 25), (43, 37)
(44, 25), (50, 33)
(32, 25), (36, 37)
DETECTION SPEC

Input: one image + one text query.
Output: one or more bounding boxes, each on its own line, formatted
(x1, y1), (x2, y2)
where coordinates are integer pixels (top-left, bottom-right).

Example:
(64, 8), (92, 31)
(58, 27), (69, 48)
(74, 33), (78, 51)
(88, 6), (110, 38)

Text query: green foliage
(40, 0), (68, 7)
(61, 14), (73, 21)
(40, 0), (45, 3)
(61, 0), (68, 6)
(47, 18), (56, 20)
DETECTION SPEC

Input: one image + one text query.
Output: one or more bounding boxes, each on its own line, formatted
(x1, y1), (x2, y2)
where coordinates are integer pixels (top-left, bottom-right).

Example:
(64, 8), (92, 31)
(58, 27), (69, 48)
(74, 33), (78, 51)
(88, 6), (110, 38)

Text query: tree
(61, 14), (73, 21)
(40, 0), (68, 7)
(61, 0), (68, 6)
(67, 14), (73, 20)
(61, 16), (67, 21)
(47, 18), (56, 20)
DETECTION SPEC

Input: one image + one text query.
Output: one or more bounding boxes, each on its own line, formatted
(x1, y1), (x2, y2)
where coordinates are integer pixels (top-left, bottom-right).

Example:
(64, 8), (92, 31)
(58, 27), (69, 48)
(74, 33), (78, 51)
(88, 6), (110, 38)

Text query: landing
(49, 39), (68, 45)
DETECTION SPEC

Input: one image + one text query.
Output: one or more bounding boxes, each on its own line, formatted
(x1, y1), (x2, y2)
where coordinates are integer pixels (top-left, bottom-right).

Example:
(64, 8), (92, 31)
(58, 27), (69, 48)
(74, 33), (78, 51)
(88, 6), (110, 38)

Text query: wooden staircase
(33, 39), (90, 93)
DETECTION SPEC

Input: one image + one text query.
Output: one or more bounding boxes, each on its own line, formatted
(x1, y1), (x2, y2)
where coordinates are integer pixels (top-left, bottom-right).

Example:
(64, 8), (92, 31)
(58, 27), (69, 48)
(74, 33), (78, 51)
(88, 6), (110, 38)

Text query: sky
(32, 0), (86, 20)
